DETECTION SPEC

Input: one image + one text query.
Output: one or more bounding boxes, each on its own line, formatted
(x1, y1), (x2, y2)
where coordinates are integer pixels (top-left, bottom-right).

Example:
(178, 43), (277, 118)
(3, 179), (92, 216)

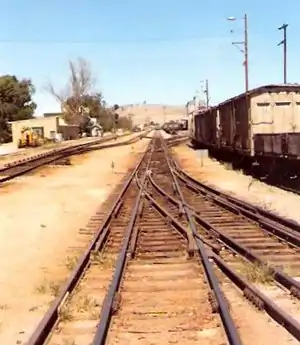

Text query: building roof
(219, 83), (300, 107)
(43, 112), (63, 117)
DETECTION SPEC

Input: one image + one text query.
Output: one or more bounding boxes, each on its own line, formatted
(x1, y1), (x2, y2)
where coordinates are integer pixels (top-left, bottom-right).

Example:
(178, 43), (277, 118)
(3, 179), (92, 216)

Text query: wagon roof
(218, 83), (300, 106)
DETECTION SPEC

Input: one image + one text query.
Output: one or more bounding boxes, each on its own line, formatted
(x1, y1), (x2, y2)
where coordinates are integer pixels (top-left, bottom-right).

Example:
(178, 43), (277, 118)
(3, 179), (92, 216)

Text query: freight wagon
(191, 84), (300, 180)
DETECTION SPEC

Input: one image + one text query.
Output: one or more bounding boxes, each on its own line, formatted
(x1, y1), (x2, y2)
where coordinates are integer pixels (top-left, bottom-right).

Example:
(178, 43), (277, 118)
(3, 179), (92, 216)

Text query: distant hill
(117, 104), (186, 125)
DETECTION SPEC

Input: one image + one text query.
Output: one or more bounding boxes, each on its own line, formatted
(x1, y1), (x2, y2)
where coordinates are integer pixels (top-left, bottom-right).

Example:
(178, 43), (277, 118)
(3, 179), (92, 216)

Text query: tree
(117, 115), (133, 130)
(0, 75), (36, 142)
(46, 59), (130, 135)
(46, 57), (104, 131)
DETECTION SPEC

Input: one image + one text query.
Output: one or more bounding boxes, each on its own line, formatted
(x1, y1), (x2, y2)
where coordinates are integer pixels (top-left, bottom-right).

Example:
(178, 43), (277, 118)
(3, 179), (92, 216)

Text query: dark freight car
(286, 133), (300, 157)
(254, 132), (300, 158)
(202, 107), (218, 146)
(218, 91), (250, 152)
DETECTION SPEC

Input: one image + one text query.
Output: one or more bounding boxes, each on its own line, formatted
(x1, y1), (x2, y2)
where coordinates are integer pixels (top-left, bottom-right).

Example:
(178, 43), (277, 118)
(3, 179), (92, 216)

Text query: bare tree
(46, 57), (97, 125)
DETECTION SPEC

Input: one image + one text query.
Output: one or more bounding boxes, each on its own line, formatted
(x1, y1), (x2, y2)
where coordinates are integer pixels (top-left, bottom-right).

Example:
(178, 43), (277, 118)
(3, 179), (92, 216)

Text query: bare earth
(0, 136), (151, 344)
(0, 131), (133, 166)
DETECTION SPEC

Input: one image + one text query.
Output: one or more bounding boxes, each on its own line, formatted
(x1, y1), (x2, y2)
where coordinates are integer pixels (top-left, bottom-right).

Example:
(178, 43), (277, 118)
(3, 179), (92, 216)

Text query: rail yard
(3, 2), (300, 344)
(1, 127), (300, 345)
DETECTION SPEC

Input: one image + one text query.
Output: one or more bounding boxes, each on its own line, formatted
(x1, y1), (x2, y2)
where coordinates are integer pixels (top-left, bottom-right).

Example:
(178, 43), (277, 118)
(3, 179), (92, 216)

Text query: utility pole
(244, 13), (249, 93)
(228, 13), (249, 93)
(278, 23), (288, 84)
(204, 79), (209, 107)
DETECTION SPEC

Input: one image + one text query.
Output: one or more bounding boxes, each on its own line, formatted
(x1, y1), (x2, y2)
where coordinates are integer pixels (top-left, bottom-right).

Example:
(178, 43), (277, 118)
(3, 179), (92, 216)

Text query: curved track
(24, 133), (300, 345)
(0, 132), (149, 184)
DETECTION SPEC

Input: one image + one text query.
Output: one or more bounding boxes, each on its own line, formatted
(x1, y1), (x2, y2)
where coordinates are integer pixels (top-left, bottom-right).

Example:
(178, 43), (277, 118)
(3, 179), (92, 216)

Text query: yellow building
(10, 116), (79, 146)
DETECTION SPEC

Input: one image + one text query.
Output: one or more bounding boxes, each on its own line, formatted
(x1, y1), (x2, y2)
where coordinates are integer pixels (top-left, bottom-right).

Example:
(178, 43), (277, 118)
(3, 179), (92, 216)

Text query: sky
(0, 0), (299, 114)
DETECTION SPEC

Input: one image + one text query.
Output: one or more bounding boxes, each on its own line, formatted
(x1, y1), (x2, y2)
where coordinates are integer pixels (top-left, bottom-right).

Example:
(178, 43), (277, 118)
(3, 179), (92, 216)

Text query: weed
(65, 256), (78, 270)
(62, 339), (77, 345)
(36, 281), (48, 294)
(59, 305), (74, 322)
(75, 295), (99, 314)
(90, 252), (116, 269)
(36, 280), (62, 297)
(240, 261), (274, 284)
(48, 281), (61, 297)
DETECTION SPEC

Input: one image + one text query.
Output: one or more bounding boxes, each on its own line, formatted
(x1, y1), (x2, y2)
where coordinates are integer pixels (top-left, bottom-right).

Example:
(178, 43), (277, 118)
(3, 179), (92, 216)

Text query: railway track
(173, 165), (300, 274)
(0, 132), (149, 184)
(25, 133), (300, 345)
(150, 142), (300, 273)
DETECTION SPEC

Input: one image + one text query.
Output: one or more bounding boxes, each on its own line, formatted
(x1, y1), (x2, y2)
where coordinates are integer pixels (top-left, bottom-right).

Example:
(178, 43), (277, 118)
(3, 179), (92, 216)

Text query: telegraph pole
(244, 13), (249, 92)
(278, 23), (288, 84)
(204, 79), (209, 107)
(228, 13), (249, 93)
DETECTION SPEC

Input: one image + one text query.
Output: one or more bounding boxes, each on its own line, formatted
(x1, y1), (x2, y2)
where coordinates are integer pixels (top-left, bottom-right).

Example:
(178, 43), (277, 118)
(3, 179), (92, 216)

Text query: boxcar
(193, 107), (218, 147)
(217, 84), (300, 156)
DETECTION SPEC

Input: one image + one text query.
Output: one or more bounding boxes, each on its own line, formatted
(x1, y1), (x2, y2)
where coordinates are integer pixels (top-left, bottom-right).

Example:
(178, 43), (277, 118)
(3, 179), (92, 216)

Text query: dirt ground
(173, 144), (300, 224)
(0, 131), (136, 165)
(0, 135), (151, 344)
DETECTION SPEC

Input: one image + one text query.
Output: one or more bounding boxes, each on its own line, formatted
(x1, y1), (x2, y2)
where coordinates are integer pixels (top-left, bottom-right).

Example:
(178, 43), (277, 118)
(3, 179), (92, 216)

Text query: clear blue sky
(0, 1), (299, 114)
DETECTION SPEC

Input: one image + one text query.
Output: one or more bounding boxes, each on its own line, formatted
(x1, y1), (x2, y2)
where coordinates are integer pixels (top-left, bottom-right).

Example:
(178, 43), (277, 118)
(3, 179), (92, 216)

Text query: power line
(0, 35), (225, 44)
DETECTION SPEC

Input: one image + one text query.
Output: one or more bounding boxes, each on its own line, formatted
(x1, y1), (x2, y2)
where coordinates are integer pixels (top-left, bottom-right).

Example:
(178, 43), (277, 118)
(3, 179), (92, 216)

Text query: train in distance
(162, 118), (188, 134)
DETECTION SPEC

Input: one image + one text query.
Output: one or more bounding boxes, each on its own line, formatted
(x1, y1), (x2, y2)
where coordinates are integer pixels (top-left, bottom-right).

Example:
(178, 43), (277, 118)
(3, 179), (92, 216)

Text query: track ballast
(25, 132), (300, 345)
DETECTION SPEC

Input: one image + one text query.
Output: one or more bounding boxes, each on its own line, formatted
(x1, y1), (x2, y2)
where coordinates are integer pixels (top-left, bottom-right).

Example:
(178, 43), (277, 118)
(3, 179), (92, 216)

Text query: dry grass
(65, 256), (79, 271)
(58, 294), (100, 323)
(59, 304), (74, 322)
(238, 260), (274, 284)
(90, 252), (117, 269)
(35, 279), (62, 297)
(0, 304), (8, 310)
(62, 339), (77, 345)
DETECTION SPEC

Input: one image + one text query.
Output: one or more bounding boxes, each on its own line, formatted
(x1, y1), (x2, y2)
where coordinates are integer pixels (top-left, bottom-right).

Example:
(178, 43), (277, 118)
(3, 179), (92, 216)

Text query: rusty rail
(210, 251), (300, 340)
(0, 131), (151, 184)
(26, 138), (152, 345)
(25, 132), (300, 345)
(158, 135), (243, 345)
(171, 167), (300, 298)
(91, 141), (154, 345)
(174, 161), (300, 236)
(152, 134), (300, 340)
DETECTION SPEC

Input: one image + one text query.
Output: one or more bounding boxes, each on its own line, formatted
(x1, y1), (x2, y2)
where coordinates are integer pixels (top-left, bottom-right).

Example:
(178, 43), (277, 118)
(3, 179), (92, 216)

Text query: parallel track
(24, 133), (300, 345)
(149, 141), (300, 294)
(0, 132), (149, 184)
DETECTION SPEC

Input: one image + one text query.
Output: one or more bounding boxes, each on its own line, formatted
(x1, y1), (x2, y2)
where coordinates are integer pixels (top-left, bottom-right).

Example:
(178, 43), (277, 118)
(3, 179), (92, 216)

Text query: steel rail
(158, 135), (243, 345)
(159, 142), (300, 298)
(149, 164), (300, 299)
(0, 134), (122, 172)
(91, 141), (155, 345)
(26, 139), (153, 345)
(173, 169), (300, 245)
(168, 169), (300, 297)
(146, 173), (221, 254)
(135, 173), (197, 257)
(1, 131), (150, 173)
(160, 137), (300, 340)
(209, 249), (300, 340)
(174, 161), (300, 235)
(1, 131), (151, 184)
